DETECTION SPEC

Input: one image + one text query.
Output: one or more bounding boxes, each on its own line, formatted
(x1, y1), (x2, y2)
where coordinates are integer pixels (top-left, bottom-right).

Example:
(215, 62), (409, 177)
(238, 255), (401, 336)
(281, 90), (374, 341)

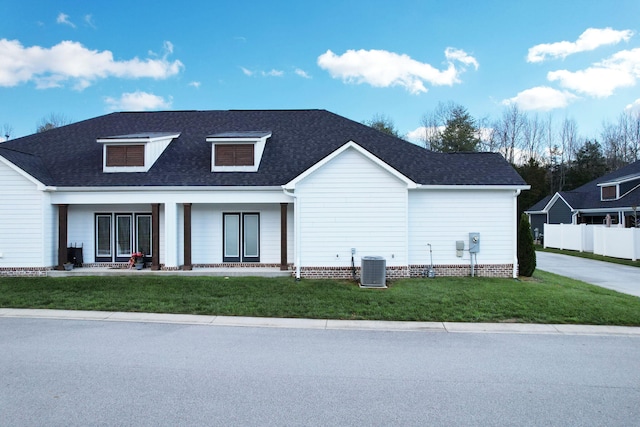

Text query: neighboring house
(0, 110), (528, 278)
(526, 159), (640, 235)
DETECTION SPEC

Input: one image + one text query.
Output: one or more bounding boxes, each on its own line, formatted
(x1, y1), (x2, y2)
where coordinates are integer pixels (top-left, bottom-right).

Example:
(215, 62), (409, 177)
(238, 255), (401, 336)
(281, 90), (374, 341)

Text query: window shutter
(126, 145), (145, 166)
(106, 146), (127, 166)
(106, 145), (144, 167)
(215, 144), (254, 166)
(602, 185), (616, 200)
(235, 144), (254, 166)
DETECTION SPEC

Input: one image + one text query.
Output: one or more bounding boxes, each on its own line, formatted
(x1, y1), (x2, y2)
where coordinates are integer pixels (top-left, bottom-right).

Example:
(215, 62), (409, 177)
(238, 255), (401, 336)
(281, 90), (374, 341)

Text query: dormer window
(601, 185), (617, 201)
(106, 145), (145, 167)
(97, 132), (180, 173)
(207, 131), (271, 172)
(215, 144), (254, 167)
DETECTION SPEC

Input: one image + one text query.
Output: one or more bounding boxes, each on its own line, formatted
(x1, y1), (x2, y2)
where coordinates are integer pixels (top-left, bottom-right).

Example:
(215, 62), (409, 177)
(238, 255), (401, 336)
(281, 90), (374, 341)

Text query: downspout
(282, 187), (301, 280)
(513, 189), (521, 278)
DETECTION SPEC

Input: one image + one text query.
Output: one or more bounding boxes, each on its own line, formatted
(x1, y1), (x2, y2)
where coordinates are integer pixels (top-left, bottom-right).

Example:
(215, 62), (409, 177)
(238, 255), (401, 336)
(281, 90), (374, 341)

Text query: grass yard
(1, 270), (639, 325)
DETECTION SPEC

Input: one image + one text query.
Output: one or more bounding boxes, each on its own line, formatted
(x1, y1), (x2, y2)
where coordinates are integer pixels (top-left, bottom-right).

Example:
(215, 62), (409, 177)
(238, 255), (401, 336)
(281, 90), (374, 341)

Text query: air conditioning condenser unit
(360, 256), (386, 288)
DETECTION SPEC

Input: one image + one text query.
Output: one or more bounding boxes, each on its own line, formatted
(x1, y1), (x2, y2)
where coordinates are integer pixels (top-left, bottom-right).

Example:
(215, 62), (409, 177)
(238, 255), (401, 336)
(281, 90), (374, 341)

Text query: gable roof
(526, 159), (640, 213)
(0, 109), (527, 188)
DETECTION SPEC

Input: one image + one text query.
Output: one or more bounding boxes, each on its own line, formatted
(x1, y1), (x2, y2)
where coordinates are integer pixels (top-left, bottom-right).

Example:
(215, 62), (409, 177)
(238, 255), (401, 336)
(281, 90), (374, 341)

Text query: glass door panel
(116, 215), (132, 259)
(96, 215), (112, 258)
(136, 215), (152, 256)
(243, 214), (259, 261)
(223, 214), (240, 262)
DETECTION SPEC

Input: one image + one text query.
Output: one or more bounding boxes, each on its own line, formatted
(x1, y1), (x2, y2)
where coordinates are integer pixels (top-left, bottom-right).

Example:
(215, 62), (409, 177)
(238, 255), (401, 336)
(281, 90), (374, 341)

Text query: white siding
(295, 147), (408, 267)
(408, 190), (516, 265)
(0, 161), (47, 267)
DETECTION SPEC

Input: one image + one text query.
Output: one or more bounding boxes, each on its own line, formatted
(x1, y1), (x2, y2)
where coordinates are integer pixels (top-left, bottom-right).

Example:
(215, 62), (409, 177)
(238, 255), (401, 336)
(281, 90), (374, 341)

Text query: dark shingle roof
(0, 110), (527, 188)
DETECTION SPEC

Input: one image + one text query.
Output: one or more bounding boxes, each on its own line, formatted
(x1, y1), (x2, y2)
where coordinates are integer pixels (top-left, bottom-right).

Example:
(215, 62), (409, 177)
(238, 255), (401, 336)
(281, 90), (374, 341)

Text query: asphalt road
(1, 317), (639, 426)
(536, 251), (640, 297)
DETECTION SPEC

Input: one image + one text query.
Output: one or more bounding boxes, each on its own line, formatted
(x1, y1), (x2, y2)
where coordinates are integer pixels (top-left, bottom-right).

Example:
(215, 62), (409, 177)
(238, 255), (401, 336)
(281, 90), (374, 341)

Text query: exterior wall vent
(360, 256), (386, 288)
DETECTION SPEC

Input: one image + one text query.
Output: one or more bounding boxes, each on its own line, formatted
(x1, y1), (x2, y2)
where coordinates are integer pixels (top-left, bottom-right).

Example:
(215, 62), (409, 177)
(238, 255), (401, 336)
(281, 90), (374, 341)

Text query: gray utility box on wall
(360, 256), (386, 288)
(469, 232), (480, 253)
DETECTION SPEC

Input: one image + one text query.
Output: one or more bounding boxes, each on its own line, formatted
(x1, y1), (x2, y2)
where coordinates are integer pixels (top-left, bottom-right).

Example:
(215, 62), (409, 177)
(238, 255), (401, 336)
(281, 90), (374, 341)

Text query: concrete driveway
(536, 251), (640, 298)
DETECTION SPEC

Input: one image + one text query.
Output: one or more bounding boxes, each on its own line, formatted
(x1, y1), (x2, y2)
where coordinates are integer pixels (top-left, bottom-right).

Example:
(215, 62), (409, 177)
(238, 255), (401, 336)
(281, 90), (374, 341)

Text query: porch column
(56, 204), (69, 270)
(183, 203), (193, 270)
(164, 202), (179, 268)
(151, 203), (160, 270)
(280, 203), (288, 270)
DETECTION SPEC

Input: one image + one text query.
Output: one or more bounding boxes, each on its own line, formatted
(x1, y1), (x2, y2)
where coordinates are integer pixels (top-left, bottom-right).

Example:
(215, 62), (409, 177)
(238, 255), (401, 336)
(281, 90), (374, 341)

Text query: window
(223, 213), (260, 262)
(215, 144), (254, 166)
(106, 145), (144, 167)
(95, 213), (152, 262)
(96, 215), (112, 259)
(602, 185), (617, 200)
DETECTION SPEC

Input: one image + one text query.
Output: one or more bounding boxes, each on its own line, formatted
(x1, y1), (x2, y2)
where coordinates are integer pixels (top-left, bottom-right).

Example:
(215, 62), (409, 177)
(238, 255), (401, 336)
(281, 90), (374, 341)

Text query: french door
(95, 213), (151, 262)
(223, 213), (260, 262)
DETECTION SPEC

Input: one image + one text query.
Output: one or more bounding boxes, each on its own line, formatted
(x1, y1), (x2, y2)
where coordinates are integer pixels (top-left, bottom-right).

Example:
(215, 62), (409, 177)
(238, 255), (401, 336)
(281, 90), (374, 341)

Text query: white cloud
(317, 48), (478, 94)
(527, 27), (633, 63)
(241, 67), (284, 77)
(295, 68), (311, 78)
(0, 39), (184, 89)
(406, 126), (428, 143)
(105, 91), (172, 111)
(626, 99), (640, 114)
(57, 12), (76, 28)
(502, 86), (578, 111)
(261, 69), (283, 77)
(547, 47), (640, 97)
(188, 81), (201, 88)
(84, 14), (96, 29)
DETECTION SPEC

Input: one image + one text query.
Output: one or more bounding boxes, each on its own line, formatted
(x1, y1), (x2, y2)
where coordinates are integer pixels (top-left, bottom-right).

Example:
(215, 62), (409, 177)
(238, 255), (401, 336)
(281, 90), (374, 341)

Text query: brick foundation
(297, 264), (514, 279)
(0, 267), (50, 277)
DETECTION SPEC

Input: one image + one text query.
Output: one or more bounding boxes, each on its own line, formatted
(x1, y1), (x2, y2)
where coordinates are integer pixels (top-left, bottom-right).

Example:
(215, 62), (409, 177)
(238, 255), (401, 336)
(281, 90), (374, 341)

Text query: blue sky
(1, 0), (640, 143)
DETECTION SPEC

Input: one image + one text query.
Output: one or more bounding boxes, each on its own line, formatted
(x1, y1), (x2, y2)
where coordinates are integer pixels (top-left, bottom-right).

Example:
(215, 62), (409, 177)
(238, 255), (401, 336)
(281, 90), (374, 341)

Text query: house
(526, 159), (640, 236)
(0, 110), (528, 278)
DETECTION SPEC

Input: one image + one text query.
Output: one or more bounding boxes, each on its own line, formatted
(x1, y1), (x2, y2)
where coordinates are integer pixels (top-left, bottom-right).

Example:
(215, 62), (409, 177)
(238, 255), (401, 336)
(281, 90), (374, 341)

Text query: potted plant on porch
(129, 251), (145, 270)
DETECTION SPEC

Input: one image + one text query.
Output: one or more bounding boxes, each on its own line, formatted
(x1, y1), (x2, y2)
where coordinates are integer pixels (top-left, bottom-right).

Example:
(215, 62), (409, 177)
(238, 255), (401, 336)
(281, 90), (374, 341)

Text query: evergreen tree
(517, 213), (536, 277)
(433, 105), (480, 152)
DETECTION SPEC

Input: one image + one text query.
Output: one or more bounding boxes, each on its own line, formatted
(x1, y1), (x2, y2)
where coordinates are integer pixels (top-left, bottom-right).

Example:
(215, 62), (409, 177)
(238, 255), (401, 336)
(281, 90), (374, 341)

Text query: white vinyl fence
(544, 223), (640, 261)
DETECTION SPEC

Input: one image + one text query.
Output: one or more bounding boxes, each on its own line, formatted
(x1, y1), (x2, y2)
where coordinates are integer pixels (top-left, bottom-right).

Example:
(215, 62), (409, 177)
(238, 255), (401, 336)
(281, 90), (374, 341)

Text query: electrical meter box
(469, 232), (480, 253)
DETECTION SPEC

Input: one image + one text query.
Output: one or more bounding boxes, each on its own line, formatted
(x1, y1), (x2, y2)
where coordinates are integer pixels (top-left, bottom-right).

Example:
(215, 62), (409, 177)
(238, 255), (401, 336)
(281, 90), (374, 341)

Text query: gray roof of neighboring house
(0, 109), (527, 188)
(526, 160), (640, 213)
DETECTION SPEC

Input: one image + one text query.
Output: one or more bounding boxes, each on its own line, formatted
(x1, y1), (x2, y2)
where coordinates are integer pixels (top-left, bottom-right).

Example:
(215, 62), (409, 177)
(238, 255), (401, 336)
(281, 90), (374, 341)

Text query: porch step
(47, 267), (291, 278)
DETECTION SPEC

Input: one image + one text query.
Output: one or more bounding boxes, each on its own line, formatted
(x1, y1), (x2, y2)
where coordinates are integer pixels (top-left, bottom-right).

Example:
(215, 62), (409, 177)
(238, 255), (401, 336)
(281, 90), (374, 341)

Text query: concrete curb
(1, 308), (640, 336)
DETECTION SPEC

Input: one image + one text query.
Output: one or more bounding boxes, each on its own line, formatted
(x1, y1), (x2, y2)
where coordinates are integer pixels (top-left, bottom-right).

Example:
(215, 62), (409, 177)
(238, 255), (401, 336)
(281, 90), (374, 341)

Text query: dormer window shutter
(215, 144), (255, 166)
(602, 185), (616, 200)
(106, 145), (145, 167)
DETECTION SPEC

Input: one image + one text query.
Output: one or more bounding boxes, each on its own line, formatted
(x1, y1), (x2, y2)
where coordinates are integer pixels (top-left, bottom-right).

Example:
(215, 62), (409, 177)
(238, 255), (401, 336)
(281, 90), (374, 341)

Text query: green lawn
(2, 271), (639, 325)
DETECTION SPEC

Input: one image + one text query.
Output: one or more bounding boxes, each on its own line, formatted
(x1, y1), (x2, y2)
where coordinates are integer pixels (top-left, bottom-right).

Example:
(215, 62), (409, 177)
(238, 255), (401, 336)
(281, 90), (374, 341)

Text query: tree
(515, 157), (549, 216)
(364, 113), (402, 138)
(421, 102), (479, 152)
(517, 213), (536, 277)
(565, 140), (608, 190)
(36, 113), (71, 133)
(493, 104), (526, 163)
(436, 105), (480, 152)
(1, 123), (13, 142)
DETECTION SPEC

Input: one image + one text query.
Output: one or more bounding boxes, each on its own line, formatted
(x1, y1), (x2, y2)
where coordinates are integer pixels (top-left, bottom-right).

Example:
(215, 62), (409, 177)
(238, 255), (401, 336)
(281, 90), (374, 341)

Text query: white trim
(96, 133), (181, 144)
(414, 184), (530, 191)
(50, 185), (284, 192)
(208, 133), (271, 173)
(283, 141), (418, 190)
